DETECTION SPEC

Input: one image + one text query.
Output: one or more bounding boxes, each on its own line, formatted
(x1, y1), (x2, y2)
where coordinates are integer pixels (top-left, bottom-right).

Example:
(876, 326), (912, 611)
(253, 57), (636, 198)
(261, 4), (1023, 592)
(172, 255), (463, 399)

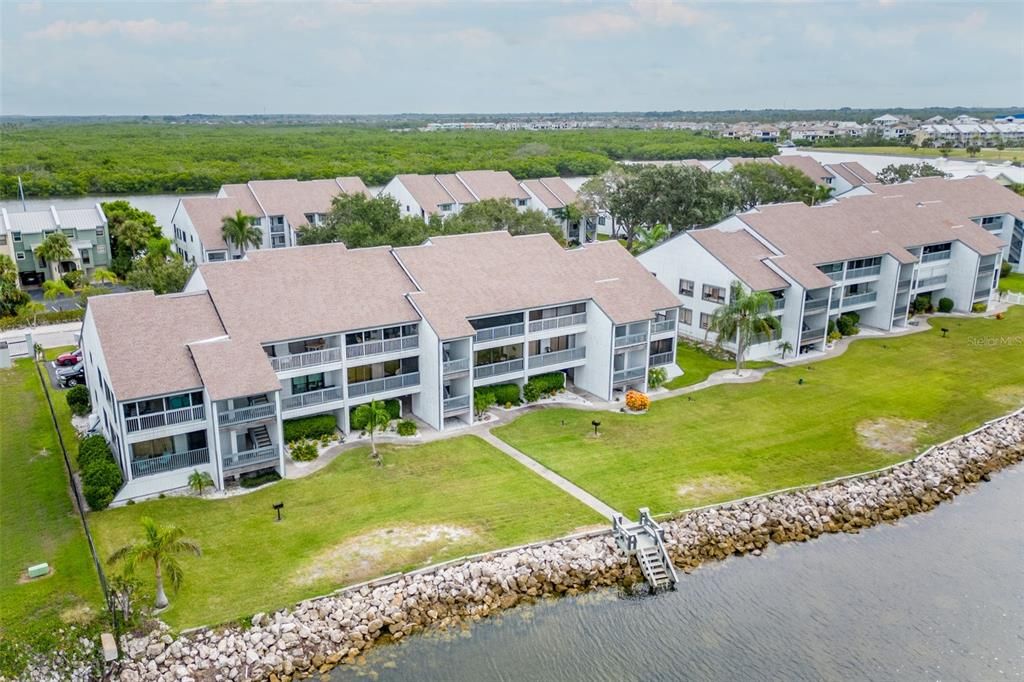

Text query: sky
(1, 0), (1022, 116)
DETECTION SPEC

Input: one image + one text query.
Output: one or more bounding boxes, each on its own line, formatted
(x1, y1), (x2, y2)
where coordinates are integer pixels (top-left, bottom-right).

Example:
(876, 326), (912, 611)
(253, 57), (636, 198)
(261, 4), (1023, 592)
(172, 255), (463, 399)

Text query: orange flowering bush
(625, 390), (650, 412)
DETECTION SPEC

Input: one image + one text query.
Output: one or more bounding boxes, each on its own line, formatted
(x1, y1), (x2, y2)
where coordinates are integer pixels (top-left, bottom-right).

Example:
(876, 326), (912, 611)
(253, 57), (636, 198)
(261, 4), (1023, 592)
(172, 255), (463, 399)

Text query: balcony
(845, 264), (882, 279)
(974, 287), (991, 299)
(804, 297), (829, 312)
(281, 386), (343, 411)
(613, 366), (646, 384)
(474, 323), (525, 344)
(130, 447), (210, 478)
(347, 372), (420, 399)
(841, 291), (878, 308)
(614, 333), (648, 348)
(801, 327), (827, 340)
(474, 358), (524, 380)
(651, 319), (676, 335)
(915, 274), (947, 290)
(218, 402), (276, 427)
(649, 351), (674, 366)
(824, 270), (844, 282)
(920, 251), (951, 264)
(269, 347), (342, 372)
(528, 346), (586, 369)
(126, 405), (205, 434)
(443, 394), (471, 414)
(222, 446), (278, 471)
(977, 263), (996, 276)
(346, 335), (418, 360)
(528, 312), (586, 334)
(443, 357), (470, 376)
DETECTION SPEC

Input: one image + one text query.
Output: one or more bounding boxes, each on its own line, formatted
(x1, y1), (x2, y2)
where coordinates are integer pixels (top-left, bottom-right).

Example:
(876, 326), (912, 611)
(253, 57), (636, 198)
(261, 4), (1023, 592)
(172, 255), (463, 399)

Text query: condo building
(638, 176), (1021, 360)
(81, 231), (679, 502)
(0, 205), (112, 286)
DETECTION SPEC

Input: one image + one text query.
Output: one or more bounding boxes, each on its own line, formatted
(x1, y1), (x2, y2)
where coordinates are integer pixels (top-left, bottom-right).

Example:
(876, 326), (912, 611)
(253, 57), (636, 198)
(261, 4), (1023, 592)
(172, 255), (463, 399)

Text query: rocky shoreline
(109, 409), (1023, 682)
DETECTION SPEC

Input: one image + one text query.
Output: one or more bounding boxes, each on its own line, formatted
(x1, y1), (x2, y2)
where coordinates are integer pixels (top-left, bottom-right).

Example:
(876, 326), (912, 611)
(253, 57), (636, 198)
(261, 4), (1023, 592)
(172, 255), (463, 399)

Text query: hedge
(397, 419), (418, 436)
(77, 434), (111, 470)
(0, 307), (84, 331)
(78, 436), (122, 511)
(488, 383), (521, 406)
(283, 414), (337, 442)
(66, 385), (91, 416)
(349, 399), (400, 431)
(524, 372), (564, 403)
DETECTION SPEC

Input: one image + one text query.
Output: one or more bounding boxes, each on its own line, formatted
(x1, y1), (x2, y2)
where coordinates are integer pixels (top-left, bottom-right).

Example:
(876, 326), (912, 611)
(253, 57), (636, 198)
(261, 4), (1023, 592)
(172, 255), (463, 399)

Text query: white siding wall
(381, 178), (426, 219)
(572, 301), (615, 400)
(412, 321), (443, 431)
(944, 242), (982, 311)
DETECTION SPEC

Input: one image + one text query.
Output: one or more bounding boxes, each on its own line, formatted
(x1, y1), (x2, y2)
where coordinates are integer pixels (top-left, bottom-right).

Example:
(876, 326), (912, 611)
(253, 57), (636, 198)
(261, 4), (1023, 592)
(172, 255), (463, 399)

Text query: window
(699, 313), (711, 330)
(439, 203), (454, 212)
(15, 252), (25, 261)
(598, 216), (606, 226)
(304, 213), (316, 225)
(701, 284), (726, 304)
(678, 279), (694, 297)
(270, 223), (285, 234)
(0, 234), (6, 245)
(271, 234), (286, 248)
(251, 217), (262, 227)
(474, 344), (523, 366)
(12, 231), (21, 242)
(291, 373), (325, 394)
(680, 307), (693, 325)
(208, 252), (226, 262)
(649, 338), (672, 355)
(80, 249), (91, 265)
(63, 229), (75, 238)
(273, 216), (285, 226)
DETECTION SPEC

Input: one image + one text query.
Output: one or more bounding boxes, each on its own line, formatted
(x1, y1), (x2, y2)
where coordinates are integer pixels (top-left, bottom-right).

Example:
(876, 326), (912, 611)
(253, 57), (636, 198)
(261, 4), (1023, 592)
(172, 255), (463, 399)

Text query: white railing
(614, 333), (648, 348)
(841, 291), (877, 307)
(804, 297), (829, 312)
(915, 274), (947, 289)
(527, 312), (587, 333)
(651, 319), (676, 334)
(920, 251), (951, 263)
(269, 346), (342, 372)
(223, 446), (278, 470)
(443, 394), (471, 413)
(613, 366), (646, 384)
(347, 372), (420, 398)
(443, 357), (470, 375)
(824, 270), (844, 282)
(346, 335), (418, 359)
(474, 358), (524, 379)
(281, 386), (343, 411)
(802, 327), (827, 340)
(130, 447), (209, 478)
(845, 264), (881, 279)
(974, 287), (991, 299)
(528, 346), (586, 369)
(125, 405), (205, 434)
(473, 323), (525, 343)
(649, 351), (674, 366)
(218, 402), (275, 427)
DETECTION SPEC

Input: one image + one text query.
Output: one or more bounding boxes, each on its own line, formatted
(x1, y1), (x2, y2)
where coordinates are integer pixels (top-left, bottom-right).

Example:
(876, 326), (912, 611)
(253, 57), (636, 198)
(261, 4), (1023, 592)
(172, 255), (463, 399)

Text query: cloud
(436, 27), (501, 49)
(16, 1), (43, 13)
(28, 18), (194, 41)
(803, 23), (835, 47)
(549, 0), (707, 38)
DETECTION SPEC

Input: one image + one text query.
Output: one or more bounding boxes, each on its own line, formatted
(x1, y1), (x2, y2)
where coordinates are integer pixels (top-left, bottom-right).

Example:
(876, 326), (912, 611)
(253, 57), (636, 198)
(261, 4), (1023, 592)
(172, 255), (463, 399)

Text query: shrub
(65, 384), (91, 416)
(912, 295), (931, 314)
(972, 302), (988, 313)
(81, 456), (123, 511)
(350, 399), (400, 430)
(288, 439), (319, 462)
(490, 383), (521, 406)
(1001, 261), (1012, 278)
(77, 434), (112, 470)
(240, 471), (281, 489)
(0, 307), (84, 331)
(845, 311), (860, 325)
(625, 390), (650, 412)
(522, 382), (542, 403)
(827, 319), (837, 336)
(647, 366), (667, 389)
(938, 297), (954, 313)
(397, 419), (418, 436)
(835, 314), (860, 336)
(827, 330), (842, 343)
(474, 390), (495, 416)
(282, 414), (336, 442)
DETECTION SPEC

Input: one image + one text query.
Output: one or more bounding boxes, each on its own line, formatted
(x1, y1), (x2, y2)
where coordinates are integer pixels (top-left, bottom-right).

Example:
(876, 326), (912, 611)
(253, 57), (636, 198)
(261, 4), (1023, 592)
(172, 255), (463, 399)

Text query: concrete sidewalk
(2, 321), (82, 358)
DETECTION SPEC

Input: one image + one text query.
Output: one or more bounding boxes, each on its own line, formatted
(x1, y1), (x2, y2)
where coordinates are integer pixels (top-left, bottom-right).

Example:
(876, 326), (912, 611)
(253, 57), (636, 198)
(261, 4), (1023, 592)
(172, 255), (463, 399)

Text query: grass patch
(999, 272), (1024, 294)
(664, 341), (775, 389)
(0, 352), (104, 673)
(494, 311), (1024, 514)
(89, 436), (601, 629)
(811, 145), (1024, 163)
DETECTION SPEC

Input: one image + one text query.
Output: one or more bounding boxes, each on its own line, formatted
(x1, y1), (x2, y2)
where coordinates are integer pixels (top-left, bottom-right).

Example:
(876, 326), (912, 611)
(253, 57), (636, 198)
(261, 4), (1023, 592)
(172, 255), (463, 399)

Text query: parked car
(56, 362), (86, 388)
(54, 349), (83, 367)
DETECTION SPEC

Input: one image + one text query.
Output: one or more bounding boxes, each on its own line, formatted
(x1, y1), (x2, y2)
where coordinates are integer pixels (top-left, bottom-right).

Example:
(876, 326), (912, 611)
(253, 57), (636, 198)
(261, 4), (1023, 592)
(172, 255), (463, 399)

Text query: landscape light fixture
(941, 328), (950, 338)
(273, 502), (284, 522)
(591, 420), (601, 435)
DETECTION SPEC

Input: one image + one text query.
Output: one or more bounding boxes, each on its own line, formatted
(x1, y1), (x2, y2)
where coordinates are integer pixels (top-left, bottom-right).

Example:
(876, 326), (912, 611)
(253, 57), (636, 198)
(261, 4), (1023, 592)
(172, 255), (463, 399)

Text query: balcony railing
(920, 251), (951, 264)
(474, 358), (524, 379)
(651, 319), (676, 334)
(223, 446), (278, 471)
(130, 447), (209, 478)
(915, 274), (947, 289)
(613, 366), (646, 384)
(269, 346), (342, 372)
(528, 312), (587, 333)
(473, 323), (525, 343)
(649, 351), (674, 366)
(614, 333), (648, 348)
(845, 264), (882, 279)
(804, 297), (829, 312)
(125, 405), (205, 434)
(977, 263), (996, 275)
(347, 372), (421, 399)
(801, 327), (827, 340)
(218, 402), (275, 427)
(443, 357), (470, 375)
(281, 386), (343, 411)
(823, 269), (844, 282)
(443, 394), (471, 413)
(841, 291), (878, 308)
(529, 346), (586, 369)
(346, 335), (418, 360)
(974, 287), (991, 299)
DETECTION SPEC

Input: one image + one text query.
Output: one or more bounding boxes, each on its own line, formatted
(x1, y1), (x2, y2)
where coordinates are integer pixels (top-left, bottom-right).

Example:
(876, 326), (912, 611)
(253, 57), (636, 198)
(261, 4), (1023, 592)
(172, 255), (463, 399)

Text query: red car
(54, 349), (83, 367)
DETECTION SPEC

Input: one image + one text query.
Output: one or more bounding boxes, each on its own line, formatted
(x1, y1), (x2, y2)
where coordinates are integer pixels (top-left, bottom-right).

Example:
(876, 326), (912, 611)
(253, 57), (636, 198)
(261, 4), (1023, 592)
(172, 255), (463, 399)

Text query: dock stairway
(612, 508), (679, 591)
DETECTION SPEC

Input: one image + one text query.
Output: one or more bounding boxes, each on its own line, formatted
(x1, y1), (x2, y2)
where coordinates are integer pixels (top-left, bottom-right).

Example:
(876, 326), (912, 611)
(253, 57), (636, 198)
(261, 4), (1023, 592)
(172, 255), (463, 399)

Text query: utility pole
(17, 176), (26, 211)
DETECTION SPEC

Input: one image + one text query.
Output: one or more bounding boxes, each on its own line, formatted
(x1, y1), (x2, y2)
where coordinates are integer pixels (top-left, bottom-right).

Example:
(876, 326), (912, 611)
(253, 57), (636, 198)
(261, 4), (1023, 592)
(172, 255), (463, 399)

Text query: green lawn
(0, 353), (104, 671)
(89, 436), (602, 630)
(1000, 272), (1024, 294)
(810, 145), (1024, 163)
(664, 341), (775, 389)
(494, 311), (1024, 515)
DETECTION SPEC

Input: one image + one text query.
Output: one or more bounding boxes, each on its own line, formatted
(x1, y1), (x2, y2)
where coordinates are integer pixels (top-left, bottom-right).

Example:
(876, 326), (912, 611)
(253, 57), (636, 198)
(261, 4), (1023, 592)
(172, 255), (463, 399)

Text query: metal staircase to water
(612, 507), (679, 591)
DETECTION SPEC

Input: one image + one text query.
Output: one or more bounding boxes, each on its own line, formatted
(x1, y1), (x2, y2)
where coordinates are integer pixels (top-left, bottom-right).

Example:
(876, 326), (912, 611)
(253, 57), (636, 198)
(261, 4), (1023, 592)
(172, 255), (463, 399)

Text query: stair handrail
(637, 507), (678, 586)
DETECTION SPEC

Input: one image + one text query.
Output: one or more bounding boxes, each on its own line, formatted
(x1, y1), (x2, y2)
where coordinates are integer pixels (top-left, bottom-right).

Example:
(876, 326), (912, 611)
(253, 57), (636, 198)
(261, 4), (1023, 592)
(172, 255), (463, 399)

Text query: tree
(876, 163), (947, 184)
(125, 237), (194, 295)
(351, 399), (391, 466)
(706, 281), (781, 375)
(107, 517), (201, 610)
(965, 144), (982, 158)
(938, 144), (953, 157)
(810, 184), (833, 206)
(633, 223), (670, 253)
(42, 278), (74, 301)
(299, 193), (428, 248)
(0, 254), (29, 317)
(102, 200), (162, 278)
(220, 210), (262, 257)
(89, 268), (119, 285)
(34, 232), (73, 282)
(187, 470), (214, 497)
(442, 199), (565, 243)
(729, 163), (816, 210)
(776, 340), (794, 359)
(113, 219), (149, 259)
(578, 166), (627, 237)
(18, 301), (45, 327)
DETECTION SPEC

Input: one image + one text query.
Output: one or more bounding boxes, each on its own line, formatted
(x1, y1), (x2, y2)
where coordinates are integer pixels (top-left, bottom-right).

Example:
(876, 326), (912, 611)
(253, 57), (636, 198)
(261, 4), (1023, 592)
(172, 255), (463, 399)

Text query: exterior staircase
(612, 507), (679, 591)
(250, 424), (272, 449)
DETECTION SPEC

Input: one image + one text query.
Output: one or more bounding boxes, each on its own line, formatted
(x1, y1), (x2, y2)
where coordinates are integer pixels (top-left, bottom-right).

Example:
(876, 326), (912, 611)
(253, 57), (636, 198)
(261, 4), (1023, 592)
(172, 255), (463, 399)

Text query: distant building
(0, 205), (111, 287)
(381, 170), (531, 221)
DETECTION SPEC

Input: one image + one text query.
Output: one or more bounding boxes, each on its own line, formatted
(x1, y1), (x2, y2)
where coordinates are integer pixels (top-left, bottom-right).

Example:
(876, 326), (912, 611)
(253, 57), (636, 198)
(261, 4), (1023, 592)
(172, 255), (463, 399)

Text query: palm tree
(107, 517), (201, 610)
(18, 301), (45, 327)
(89, 268), (119, 286)
(352, 399), (391, 466)
(220, 210), (262, 257)
(810, 184), (833, 206)
(42, 279), (73, 301)
(187, 470), (214, 497)
(34, 232), (74, 282)
(776, 340), (794, 359)
(633, 223), (670, 253)
(706, 281), (782, 375)
(113, 219), (149, 259)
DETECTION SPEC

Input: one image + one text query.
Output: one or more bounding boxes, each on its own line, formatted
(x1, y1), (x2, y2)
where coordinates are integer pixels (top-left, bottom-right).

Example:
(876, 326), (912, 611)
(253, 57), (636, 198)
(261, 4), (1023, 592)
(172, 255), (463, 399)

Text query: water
(332, 467), (1024, 681)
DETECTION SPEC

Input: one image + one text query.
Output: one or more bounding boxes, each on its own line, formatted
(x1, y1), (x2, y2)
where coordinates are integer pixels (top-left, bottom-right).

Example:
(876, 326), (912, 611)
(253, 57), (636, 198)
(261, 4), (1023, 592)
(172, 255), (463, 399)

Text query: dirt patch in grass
(59, 603), (95, 625)
(292, 525), (479, 588)
(856, 418), (929, 455)
(676, 474), (754, 505)
(987, 386), (1024, 409)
